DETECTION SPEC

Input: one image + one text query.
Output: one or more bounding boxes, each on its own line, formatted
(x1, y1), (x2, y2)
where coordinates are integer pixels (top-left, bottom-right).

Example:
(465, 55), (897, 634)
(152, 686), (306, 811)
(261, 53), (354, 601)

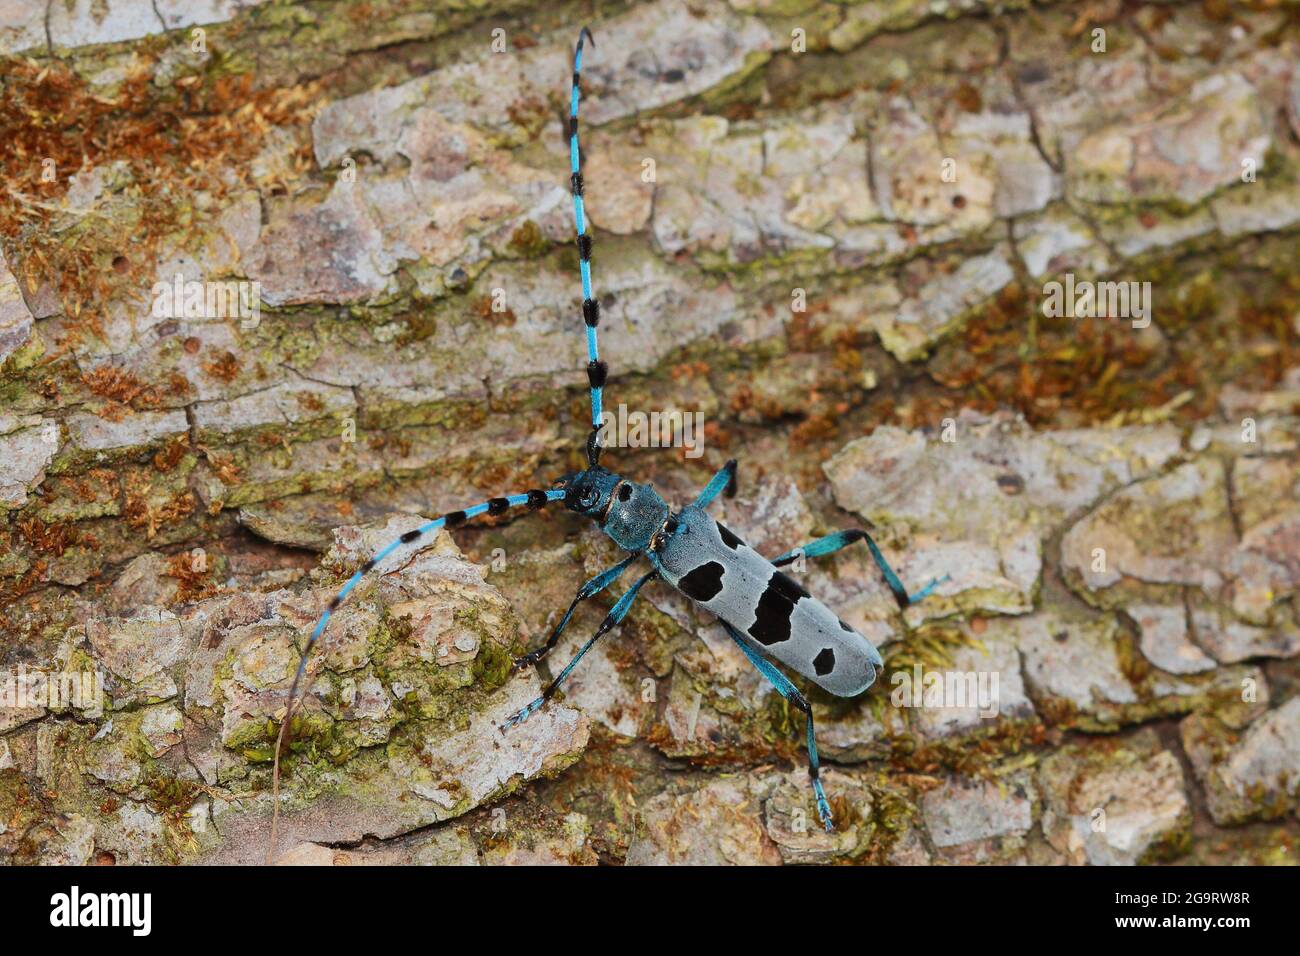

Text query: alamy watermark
(890, 663), (1000, 718)
(1, 664), (104, 714)
(151, 273), (262, 329)
(50, 886), (151, 936)
(1042, 273), (1151, 329)
(597, 403), (705, 458)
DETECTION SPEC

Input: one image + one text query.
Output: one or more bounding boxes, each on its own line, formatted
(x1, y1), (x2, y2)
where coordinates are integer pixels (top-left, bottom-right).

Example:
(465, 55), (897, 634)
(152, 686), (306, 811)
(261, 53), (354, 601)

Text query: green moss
(397, 309), (439, 345)
(508, 220), (551, 259)
(0, 335), (44, 376)
(866, 778), (919, 859)
(1138, 812), (1193, 863)
(223, 717), (271, 752)
(472, 638), (514, 690)
(625, 601), (693, 678)
(883, 622), (978, 681)
(143, 773), (201, 817)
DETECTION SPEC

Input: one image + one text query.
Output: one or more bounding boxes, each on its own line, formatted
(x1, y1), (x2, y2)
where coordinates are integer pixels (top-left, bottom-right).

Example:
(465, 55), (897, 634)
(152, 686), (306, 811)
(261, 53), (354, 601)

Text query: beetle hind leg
(719, 621), (834, 832)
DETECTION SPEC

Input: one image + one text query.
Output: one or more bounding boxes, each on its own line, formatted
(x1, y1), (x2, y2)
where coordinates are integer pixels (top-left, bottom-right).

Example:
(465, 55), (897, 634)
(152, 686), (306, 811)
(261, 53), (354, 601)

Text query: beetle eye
(579, 488), (599, 507)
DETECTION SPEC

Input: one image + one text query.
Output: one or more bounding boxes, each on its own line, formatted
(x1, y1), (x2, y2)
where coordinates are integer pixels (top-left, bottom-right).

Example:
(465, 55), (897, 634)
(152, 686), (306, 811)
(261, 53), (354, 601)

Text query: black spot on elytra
(716, 523), (744, 551)
(748, 571), (809, 646)
(749, 582), (800, 646)
(678, 561), (725, 602)
(769, 570), (810, 602)
(813, 647), (836, 676)
(617, 483), (633, 501)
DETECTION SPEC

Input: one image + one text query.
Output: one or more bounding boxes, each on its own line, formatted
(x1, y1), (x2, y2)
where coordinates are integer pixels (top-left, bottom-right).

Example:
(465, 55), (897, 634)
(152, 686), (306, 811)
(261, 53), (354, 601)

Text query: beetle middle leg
(502, 570), (657, 730)
(514, 553), (639, 670)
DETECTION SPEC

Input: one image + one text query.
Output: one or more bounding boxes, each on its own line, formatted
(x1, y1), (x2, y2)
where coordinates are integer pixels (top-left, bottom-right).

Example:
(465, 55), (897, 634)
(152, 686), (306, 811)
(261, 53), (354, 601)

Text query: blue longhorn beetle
(271, 27), (948, 841)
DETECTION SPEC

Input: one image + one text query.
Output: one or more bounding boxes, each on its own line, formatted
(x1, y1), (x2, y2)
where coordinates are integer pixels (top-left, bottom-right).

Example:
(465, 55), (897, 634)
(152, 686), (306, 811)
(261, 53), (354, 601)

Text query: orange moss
(0, 57), (319, 341)
(670, 361), (710, 382)
(789, 405), (843, 449)
(81, 366), (150, 404)
(470, 295), (517, 328)
(152, 435), (191, 472)
(162, 550), (218, 604)
(953, 82), (982, 112)
(16, 517), (77, 557)
(728, 383), (784, 420)
(201, 351), (241, 383)
(295, 391), (325, 414)
(198, 446), (242, 486)
(123, 471), (197, 539)
(913, 274), (1295, 429)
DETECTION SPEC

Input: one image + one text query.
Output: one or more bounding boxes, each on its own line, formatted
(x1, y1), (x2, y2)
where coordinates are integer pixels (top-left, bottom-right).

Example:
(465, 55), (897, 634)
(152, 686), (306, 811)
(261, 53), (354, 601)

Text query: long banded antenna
(569, 26), (606, 466)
